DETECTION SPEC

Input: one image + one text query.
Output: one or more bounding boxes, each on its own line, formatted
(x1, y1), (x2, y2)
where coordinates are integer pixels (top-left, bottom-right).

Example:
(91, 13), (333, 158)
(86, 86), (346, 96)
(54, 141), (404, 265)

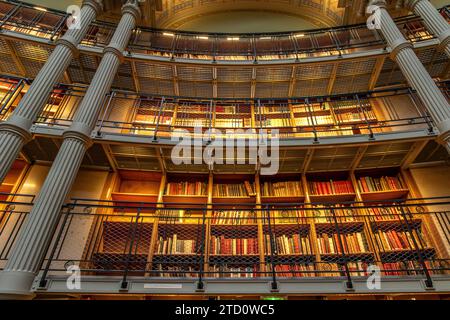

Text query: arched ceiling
(25, 0), (449, 30)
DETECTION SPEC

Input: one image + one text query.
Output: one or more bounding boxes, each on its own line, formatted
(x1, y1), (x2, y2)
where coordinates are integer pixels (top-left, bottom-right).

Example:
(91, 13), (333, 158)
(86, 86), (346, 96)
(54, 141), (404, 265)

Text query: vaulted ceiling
(24, 0), (448, 29)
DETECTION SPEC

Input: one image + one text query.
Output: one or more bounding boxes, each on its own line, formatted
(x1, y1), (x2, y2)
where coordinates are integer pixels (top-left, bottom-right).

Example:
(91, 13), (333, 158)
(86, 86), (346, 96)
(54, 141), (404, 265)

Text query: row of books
(382, 260), (441, 275)
(261, 181), (302, 197)
(134, 114), (173, 125)
(358, 176), (404, 193)
(259, 106), (290, 114)
(294, 115), (334, 126)
(208, 265), (258, 278)
(256, 118), (292, 127)
(308, 180), (354, 195)
(323, 262), (370, 277)
(174, 118), (210, 127)
(292, 103), (329, 113)
(153, 265), (197, 278)
(374, 230), (422, 251)
(335, 110), (377, 123)
(213, 182), (255, 197)
(210, 236), (258, 255)
(365, 206), (402, 221)
(264, 234), (311, 255)
(271, 264), (315, 277)
(215, 118), (251, 128)
(155, 236), (197, 255)
(317, 232), (368, 254)
(267, 209), (306, 223)
(313, 205), (356, 223)
(216, 105), (250, 113)
(165, 181), (207, 196)
(211, 211), (256, 225)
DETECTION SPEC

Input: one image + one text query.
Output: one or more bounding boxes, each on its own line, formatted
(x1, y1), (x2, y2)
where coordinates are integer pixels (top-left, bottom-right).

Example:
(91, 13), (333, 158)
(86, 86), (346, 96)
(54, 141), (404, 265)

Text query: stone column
(0, 1), (141, 299)
(0, 0), (103, 184)
(405, 0), (450, 57)
(368, 0), (450, 152)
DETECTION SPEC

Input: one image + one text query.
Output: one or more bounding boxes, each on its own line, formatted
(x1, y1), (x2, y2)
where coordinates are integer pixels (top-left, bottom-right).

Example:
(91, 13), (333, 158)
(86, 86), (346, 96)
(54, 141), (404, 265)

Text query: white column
(0, 0), (141, 299)
(405, 0), (450, 57)
(0, 0), (103, 184)
(368, 0), (450, 152)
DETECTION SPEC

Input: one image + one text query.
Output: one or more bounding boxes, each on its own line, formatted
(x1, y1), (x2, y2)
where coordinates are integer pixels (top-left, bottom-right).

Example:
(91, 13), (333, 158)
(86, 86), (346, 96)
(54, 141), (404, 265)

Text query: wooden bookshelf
(90, 167), (442, 278)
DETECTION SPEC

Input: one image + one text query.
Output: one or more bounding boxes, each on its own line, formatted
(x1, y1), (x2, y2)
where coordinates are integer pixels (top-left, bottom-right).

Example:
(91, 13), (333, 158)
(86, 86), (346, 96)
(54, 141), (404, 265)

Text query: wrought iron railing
(1, 195), (448, 290)
(0, 1), (447, 61)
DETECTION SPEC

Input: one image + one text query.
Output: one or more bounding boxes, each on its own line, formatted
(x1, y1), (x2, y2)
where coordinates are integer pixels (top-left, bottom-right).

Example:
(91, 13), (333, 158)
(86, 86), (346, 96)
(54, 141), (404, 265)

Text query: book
(374, 229), (425, 251)
(317, 231), (368, 254)
(209, 265), (258, 278)
(308, 179), (354, 195)
(261, 181), (302, 197)
(357, 175), (405, 193)
(313, 205), (356, 223)
(210, 236), (258, 255)
(165, 181), (207, 196)
(270, 264), (315, 277)
(264, 234), (311, 255)
(212, 210), (256, 225)
(213, 182), (254, 197)
(156, 235), (197, 254)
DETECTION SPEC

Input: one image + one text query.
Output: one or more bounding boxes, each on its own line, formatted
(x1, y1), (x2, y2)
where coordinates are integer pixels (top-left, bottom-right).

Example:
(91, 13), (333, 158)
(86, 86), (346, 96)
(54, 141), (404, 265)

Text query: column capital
(0, 115), (33, 141)
(82, 0), (104, 15)
(367, 0), (387, 12)
(122, 0), (142, 21)
(63, 121), (93, 147)
(55, 38), (79, 56)
(404, 0), (425, 11)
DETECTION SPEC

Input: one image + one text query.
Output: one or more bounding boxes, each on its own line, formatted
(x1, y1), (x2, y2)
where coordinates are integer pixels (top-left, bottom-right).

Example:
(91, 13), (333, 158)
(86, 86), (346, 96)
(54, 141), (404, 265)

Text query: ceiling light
(294, 34), (305, 38)
(197, 36), (209, 40)
(34, 7), (47, 12)
(227, 37), (239, 41)
(163, 32), (175, 37)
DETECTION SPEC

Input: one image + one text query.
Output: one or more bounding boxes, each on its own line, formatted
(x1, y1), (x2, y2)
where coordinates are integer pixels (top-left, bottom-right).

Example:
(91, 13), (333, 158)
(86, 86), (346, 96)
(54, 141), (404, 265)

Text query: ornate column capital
(82, 0), (104, 15)
(367, 0), (387, 12)
(122, 0), (142, 21)
(404, 0), (425, 11)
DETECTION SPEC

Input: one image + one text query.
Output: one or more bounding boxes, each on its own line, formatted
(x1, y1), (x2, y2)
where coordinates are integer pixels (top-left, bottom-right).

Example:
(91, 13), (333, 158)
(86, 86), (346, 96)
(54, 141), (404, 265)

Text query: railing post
(265, 205), (278, 291)
(355, 94), (374, 140)
(121, 207), (142, 290)
(96, 91), (116, 137)
(330, 206), (353, 290)
(37, 203), (74, 289)
(0, 79), (24, 119)
(50, 13), (69, 41)
(197, 208), (207, 291)
(407, 87), (434, 134)
(152, 96), (166, 142)
(305, 98), (319, 143)
(398, 204), (434, 289)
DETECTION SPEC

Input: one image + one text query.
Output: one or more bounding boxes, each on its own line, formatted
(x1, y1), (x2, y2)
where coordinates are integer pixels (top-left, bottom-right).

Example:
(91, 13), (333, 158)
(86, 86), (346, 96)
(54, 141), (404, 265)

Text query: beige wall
(1, 165), (110, 272)
(409, 165), (450, 257)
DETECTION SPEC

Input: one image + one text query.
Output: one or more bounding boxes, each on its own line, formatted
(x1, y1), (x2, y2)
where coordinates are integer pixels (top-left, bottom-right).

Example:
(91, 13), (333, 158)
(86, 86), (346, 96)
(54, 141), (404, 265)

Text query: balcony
(0, 194), (449, 295)
(0, 1), (448, 63)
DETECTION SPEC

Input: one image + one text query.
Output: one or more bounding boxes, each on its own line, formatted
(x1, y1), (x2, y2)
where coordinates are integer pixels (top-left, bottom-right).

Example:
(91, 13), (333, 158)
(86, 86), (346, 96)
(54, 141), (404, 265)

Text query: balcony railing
(1, 195), (448, 291)
(0, 1), (447, 62)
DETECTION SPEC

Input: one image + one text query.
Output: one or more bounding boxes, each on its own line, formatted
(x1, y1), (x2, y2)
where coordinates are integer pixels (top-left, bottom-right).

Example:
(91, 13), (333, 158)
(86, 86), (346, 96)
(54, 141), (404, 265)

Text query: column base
(0, 270), (37, 300)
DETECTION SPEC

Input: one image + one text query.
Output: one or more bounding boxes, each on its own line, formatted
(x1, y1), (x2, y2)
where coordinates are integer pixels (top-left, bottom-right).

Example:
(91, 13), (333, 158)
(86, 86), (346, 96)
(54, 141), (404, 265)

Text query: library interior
(0, 0), (449, 300)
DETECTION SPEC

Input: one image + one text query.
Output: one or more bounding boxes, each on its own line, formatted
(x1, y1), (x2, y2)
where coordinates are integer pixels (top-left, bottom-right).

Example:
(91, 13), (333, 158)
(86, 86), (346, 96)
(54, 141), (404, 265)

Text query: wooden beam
(350, 145), (368, 171)
(401, 139), (429, 169)
(131, 61), (141, 93)
(327, 62), (338, 95)
(368, 55), (386, 90)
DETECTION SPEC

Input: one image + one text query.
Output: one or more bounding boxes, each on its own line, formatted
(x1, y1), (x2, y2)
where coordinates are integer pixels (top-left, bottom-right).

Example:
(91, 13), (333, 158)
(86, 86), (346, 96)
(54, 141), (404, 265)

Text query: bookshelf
(93, 167), (443, 278)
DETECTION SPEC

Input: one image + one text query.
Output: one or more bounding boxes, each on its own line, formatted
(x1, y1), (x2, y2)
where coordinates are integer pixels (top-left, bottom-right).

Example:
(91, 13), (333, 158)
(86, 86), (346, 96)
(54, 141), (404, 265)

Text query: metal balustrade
(1, 195), (448, 290)
(0, 1), (447, 62)
(1, 74), (447, 141)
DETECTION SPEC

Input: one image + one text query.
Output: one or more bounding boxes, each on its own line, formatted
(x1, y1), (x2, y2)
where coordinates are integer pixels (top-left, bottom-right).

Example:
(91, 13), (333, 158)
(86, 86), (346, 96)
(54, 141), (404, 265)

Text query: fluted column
(367, 0), (450, 152)
(405, 0), (450, 57)
(0, 1), (141, 299)
(0, 0), (103, 184)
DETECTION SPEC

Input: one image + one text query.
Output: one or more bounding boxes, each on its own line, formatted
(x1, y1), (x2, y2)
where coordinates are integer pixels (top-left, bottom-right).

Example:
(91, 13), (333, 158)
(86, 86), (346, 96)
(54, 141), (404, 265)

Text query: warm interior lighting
(227, 37), (240, 41)
(163, 32), (175, 37)
(34, 7), (47, 12)
(259, 36), (271, 40)
(294, 33), (305, 38)
(197, 36), (209, 40)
